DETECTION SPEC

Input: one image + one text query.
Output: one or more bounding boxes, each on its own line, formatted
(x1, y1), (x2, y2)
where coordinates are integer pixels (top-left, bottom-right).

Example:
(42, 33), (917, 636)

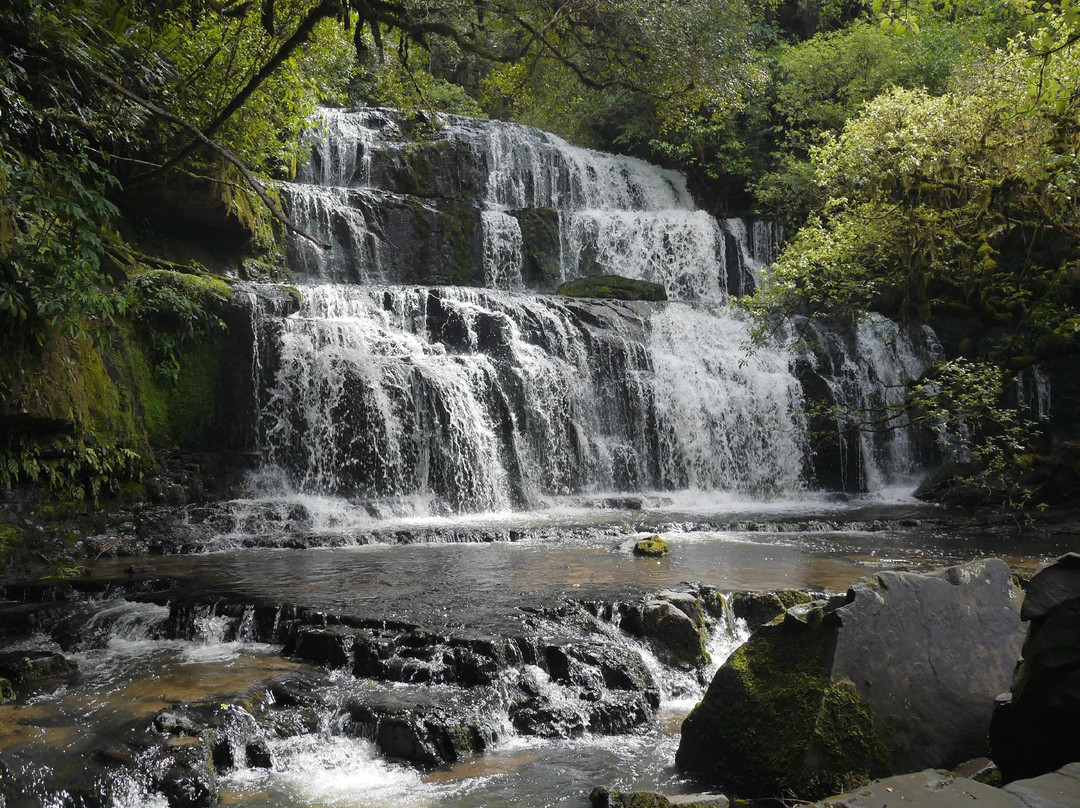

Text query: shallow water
(1, 497), (1072, 808)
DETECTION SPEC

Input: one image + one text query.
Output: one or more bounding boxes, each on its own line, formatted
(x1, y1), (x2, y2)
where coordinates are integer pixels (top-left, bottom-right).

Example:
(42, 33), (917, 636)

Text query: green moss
(633, 536), (669, 557)
(164, 340), (221, 447)
(0, 525), (26, 565)
(0, 678), (13, 704)
(680, 609), (886, 799)
(557, 275), (668, 301)
(282, 285), (303, 310)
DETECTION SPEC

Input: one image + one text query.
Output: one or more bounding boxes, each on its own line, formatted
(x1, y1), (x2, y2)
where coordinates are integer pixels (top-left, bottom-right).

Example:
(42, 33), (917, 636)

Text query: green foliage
(0, 146), (120, 349)
(0, 435), (141, 504)
(125, 270), (230, 384)
(755, 38), (1080, 339)
(910, 359), (1044, 510)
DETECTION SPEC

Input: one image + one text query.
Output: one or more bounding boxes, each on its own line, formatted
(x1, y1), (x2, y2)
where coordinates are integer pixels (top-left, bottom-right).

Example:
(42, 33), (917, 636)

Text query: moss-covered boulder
(642, 591), (709, 667)
(557, 275), (668, 301)
(0, 651), (76, 684)
(0, 678), (14, 704)
(633, 536), (669, 557)
(677, 560), (1026, 801)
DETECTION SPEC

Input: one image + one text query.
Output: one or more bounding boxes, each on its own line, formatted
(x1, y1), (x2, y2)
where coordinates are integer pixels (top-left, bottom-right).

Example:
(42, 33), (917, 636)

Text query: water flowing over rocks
(677, 559), (1027, 800)
(991, 553), (1080, 782)
(221, 106), (955, 511)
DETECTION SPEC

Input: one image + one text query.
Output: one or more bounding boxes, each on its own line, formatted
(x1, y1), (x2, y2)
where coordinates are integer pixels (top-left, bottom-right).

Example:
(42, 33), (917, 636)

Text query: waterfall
(254, 284), (807, 512)
(806, 315), (945, 491)
(243, 106), (951, 509)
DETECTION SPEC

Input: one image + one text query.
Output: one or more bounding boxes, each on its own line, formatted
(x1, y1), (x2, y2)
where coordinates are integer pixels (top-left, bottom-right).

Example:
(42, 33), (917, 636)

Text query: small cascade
(806, 315), (945, 491)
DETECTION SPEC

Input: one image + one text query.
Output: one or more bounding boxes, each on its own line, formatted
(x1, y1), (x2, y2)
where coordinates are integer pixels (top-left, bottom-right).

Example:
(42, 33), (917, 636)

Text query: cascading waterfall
(253, 106), (950, 510)
(807, 315), (945, 491)
(282, 107), (781, 299)
(256, 283), (806, 512)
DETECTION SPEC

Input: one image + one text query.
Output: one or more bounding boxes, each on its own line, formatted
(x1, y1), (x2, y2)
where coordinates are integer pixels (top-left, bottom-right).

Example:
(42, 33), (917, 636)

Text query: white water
(284, 107), (779, 300)
(254, 284), (808, 511)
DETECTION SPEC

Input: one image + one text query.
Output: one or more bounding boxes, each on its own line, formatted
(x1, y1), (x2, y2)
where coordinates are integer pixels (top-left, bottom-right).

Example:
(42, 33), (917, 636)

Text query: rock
(730, 589), (814, 631)
(990, 553), (1080, 782)
(677, 559), (1026, 800)
(633, 536), (669, 557)
(812, 768), (1018, 808)
(557, 275), (668, 302)
(0, 678), (13, 704)
(1003, 762), (1080, 807)
(0, 651), (76, 683)
(589, 786), (729, 808)
(642, 595), (709, 667)
(809, 763), (1080, 808)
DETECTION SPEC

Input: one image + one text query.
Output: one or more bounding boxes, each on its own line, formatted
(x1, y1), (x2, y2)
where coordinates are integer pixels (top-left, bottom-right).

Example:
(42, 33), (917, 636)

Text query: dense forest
(3, 0), (1080, 518)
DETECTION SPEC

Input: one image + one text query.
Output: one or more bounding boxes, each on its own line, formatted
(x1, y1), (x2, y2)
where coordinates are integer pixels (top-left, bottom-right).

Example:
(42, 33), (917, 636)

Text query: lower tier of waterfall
(242, 284), (942, 515)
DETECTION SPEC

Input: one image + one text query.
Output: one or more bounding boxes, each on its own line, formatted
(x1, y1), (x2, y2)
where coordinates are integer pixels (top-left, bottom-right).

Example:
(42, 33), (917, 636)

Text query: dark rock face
(510, 207), (562, 289)
(557, 275), (668, 302)
(991, 553), (1080, 782)
(677, 559), (1026, 800)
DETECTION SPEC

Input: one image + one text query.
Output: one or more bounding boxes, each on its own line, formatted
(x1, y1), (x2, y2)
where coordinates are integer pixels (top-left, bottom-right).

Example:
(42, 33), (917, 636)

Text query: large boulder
(990, 553), (1080, 782)
(677, 559), (1026, 800)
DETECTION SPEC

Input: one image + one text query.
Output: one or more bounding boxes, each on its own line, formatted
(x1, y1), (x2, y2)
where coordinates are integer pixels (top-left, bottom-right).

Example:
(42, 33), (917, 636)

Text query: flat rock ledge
(557, 274), (668, 301)
(813, 762), (1080, 808)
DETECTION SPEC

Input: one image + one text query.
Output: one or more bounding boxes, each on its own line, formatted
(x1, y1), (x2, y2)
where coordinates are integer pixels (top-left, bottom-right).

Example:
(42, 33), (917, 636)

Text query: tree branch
(91, 70), (330, 249)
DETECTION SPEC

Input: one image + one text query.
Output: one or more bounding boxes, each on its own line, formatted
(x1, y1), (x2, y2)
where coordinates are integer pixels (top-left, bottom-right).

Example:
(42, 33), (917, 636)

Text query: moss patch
(558, 275), (668, 302)
(678, 608), (887, 800)
(634, 536), (669, 557)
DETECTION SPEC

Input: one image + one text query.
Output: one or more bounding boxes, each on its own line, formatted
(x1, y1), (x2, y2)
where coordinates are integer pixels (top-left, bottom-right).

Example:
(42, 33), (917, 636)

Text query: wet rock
(286, 624), (360, 669)
(590, 786), (730, 808)
(0, 651), (76, 683)
(991, 553), (1080, 782)
(642, 596), (708, 667)
(1003, 761), (1080, 807)
(557, 275), (668, 302)
(0, 678), (12, 704)
(345, 691), (491, 766)
(510, 207), (562, 289)
(730, 589), (814, 631)
(678, 559), (1026, 800)
(154, 743), (217, 808)
(633, 536), (669, 557)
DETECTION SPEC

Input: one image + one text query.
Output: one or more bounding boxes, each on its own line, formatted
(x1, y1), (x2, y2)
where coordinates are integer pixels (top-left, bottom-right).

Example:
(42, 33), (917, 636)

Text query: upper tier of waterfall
(283, 108), (779, 300)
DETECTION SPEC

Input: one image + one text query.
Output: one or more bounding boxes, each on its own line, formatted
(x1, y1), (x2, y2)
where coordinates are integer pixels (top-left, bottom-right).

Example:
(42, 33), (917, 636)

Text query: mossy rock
(0, 651), (77, 684)
(677, 607), (885, 799)
(731, 589), (814, 630)
(0, 678), (14, 704)
(558, 275), (668, 302)
(633, 536), (669, 557)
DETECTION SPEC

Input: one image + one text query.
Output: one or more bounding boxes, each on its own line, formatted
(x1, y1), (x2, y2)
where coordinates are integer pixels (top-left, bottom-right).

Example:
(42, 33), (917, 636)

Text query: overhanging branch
(91, 70), (330, 249)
